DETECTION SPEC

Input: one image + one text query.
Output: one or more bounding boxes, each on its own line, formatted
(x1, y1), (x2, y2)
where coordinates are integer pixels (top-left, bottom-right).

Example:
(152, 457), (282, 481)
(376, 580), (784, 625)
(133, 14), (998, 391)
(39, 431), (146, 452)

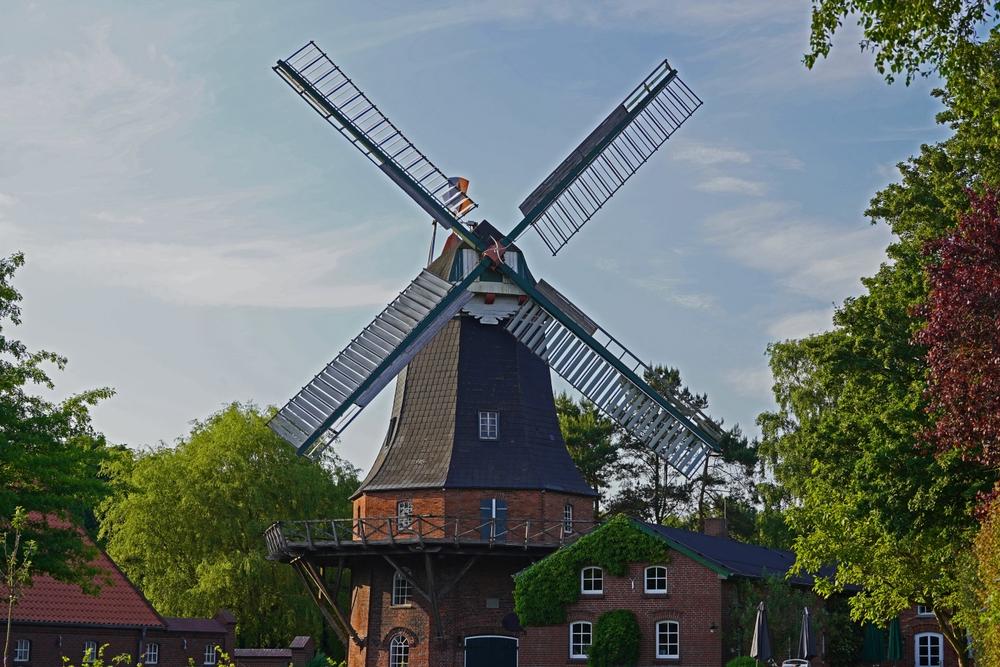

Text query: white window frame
(915, 633), (943, 667)
(916, 604), (934, 617)
(479, 411), (499, 440)
(563, 504), (574, 534)
(569, 621), (592, 659)
(392, 571), (413, 606)
(13, 639), (30, 663)
(580, 566), (603, 594)
(396, 499), (413, 531)
(204, 644), (217, 666)
(389, 634), (409, 667)
(144, 642), (159, 665)
(656, 620), (680, 659)
(644, 565), (668, 594)
(83, 641), (98, 664)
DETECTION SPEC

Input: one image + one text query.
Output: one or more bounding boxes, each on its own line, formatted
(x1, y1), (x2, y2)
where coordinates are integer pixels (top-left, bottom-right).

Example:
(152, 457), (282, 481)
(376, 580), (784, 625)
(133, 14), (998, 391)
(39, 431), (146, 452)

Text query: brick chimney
(702, 517), (728, 539)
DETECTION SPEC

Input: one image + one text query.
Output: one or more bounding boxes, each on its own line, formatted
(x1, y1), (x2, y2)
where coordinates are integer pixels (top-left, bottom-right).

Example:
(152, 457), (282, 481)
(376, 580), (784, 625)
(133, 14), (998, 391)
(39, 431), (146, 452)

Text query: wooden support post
(292, 560), (364, 648)
(424, 553), (444, 641)
(380, 555), (431, 600)
(436, 556), (478, 599)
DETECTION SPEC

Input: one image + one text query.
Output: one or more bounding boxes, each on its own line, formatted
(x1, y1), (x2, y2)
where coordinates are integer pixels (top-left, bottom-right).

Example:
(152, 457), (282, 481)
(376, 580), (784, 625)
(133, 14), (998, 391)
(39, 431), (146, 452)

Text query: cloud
(697, 176), (766, 197)
(6, 219), (398, 309)
(629, 276), (718, 311)
(93, 210), (146, 226)
(671, 143), (752, 166)
(703, 200), (890, 300)
(0, 193), (17, 208)
(766, 308), (835, 339)
(724, 365), (774, 397)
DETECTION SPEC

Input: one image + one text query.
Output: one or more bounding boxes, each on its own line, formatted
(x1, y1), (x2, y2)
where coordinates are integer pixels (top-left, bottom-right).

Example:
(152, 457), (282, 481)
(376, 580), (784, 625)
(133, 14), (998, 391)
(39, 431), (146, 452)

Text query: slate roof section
(355, 315), (595, 497)
(8, 539), (164, 627)
(640, 522), (816, 586)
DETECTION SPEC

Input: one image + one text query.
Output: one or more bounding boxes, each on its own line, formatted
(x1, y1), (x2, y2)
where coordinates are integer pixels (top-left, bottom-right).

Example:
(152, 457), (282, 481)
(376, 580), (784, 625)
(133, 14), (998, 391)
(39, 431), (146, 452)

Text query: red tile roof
(7, 522), (164, 628)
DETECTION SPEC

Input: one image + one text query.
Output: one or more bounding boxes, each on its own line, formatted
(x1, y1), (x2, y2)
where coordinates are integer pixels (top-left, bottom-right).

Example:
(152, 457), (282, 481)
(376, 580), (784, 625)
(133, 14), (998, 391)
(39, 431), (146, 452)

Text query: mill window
(392, 572), (413, 606)
(645, 566), (668, 593)
(479, 411), (499, 440)
(13, 640), (30, 663)
(569, 621), (592, 659)
(563, 503), (574, 534)
(396, 499), (413, 531)
(580, 566), (603, 594)
(389, 634), (409, 667)
(656, 620), (680, 658)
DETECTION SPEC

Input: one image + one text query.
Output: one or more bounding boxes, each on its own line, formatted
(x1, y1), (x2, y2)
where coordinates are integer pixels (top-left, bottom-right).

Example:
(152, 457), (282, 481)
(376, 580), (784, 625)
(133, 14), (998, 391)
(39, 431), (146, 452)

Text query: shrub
(726, 657), (759, 667)
(588, 610), (641, 667)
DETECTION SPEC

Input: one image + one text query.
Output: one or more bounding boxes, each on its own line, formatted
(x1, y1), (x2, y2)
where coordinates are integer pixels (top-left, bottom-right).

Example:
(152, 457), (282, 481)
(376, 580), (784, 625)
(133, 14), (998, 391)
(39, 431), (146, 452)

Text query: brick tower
(266, 223), (597, 667)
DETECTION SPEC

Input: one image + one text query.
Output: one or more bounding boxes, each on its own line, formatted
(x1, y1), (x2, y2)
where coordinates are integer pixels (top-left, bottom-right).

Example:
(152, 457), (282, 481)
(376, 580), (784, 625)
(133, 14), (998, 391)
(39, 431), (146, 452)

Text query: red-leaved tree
(917, 187), (1000, 478)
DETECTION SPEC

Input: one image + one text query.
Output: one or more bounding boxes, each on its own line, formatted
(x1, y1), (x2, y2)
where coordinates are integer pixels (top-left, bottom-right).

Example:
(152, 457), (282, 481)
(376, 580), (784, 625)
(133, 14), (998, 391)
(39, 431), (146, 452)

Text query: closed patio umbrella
(886, 618), (903, 662)
(798, 607), (818, 660)
(861, 622), (886, 663)
(751, 601), (773, 665)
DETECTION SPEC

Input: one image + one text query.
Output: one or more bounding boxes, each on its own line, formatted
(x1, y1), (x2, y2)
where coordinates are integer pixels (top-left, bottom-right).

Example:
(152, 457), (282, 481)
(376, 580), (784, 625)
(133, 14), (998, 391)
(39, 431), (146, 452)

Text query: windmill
(267, 41), (723, 479)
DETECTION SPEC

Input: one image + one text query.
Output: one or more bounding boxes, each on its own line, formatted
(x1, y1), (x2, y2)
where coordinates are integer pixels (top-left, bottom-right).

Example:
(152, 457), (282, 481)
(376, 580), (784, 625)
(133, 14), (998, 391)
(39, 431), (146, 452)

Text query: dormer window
(479, 411), (499, 440)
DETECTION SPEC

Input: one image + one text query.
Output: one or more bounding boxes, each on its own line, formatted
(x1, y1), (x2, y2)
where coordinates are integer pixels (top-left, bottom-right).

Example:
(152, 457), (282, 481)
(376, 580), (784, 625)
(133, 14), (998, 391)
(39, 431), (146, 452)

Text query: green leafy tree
(3, 507), (36, 667)
(588, 610), (640, 667)
(98, 403), (359, 650)
(759, 44), (1000, 664)
(556, 393), (619, 513)
(0, 252), (113, 586)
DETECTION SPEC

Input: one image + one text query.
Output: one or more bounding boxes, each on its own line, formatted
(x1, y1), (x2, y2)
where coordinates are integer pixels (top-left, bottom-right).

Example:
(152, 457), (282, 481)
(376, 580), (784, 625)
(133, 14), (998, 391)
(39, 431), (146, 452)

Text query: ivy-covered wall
(513, 515), (670, 626)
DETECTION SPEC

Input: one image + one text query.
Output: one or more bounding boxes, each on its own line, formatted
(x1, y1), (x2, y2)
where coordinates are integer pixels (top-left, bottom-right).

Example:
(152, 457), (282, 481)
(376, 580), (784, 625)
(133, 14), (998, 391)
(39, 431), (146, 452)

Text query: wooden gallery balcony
(264, 515), (597, 561)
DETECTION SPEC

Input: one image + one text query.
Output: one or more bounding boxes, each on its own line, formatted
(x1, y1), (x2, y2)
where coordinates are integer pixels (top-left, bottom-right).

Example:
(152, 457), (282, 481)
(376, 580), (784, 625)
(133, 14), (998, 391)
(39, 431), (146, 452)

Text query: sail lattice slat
(274, 42), (476, 226)
(269, 270), (472, 457)
(518, 61), (701, 255)
(504, 295), (721, 477)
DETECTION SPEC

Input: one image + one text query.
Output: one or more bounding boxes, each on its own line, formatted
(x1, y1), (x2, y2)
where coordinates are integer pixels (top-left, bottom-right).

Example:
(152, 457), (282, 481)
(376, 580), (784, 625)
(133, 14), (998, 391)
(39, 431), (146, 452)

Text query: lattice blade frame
(502, 276), (722, 477)
(511, 60), (702, 255)
(269, 264), (486, 458)
(274, 41), (478, 232)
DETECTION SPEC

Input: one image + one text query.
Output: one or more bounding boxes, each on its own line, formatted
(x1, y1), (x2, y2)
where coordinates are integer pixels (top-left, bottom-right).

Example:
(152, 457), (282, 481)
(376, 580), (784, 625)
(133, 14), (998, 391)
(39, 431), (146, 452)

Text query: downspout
(137, 627), (146, 665)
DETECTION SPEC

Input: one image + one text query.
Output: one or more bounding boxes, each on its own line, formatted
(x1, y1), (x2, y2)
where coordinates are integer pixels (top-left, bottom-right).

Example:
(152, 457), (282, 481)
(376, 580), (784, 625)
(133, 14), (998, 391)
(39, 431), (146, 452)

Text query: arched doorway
(464, 635), (517, 667)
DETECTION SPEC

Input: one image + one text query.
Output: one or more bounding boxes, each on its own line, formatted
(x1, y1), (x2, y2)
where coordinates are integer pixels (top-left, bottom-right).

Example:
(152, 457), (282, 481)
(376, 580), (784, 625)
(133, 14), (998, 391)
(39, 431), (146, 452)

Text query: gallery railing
(264, 515), (598, 558)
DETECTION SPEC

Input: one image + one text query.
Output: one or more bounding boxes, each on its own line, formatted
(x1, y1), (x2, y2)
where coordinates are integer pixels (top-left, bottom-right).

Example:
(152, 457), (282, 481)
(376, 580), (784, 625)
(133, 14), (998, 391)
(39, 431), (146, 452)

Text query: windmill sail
(514, 60), (701, 255)
(274, 42), (477, 229)
(269, 269), (476, 458)
(503, 278), (722, 477)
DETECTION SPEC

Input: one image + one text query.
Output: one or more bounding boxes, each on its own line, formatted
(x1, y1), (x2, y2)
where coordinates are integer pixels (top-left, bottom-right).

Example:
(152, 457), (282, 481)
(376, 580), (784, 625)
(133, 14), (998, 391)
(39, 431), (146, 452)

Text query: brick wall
(519, 553), (725, 667)
(6, 623), (233, 667)
(899, 606), (966, 667)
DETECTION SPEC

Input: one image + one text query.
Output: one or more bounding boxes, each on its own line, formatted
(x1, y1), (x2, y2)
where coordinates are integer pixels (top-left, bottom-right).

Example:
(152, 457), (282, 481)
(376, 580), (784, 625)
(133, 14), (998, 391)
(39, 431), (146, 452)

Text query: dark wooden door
(465, 636), (517, 667)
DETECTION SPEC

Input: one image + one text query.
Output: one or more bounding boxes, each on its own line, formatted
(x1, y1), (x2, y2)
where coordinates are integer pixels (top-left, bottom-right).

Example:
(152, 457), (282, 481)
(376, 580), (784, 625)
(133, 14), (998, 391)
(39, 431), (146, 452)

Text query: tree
(805, 0), (999, 84)
(758, 64), (1000, 665)
(98, 403), (360, 650)
(917, 187), (1000, 473)
(3, 507), (36, 667)
(0, 252), (114, 587)
(556, 393), (619, 513)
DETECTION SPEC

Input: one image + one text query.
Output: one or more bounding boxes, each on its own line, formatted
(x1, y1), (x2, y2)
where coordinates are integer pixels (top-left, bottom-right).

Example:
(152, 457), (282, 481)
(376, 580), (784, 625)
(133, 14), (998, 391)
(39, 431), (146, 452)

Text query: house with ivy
(513, 515), (839, 667)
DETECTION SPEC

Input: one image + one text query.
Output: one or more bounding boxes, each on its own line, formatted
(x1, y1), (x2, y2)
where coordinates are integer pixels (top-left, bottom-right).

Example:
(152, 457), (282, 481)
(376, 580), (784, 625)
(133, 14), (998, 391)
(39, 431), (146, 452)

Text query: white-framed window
(915, 633), (943, 667)
(396, 499), (413, 531)
(645, 565), (668, 593)
(144, 642), (159, 665)
(83, 641), (98, 664)
(569, 621), (592, 659)
(916, 604), (934, 617)
(392, 571), (413, 606)
(204, 644), (217, 665)
(13, 639), (30, 663)
(563, 503), (574, 534)
(580, 566), (603, 594)
(479, 411), (499, 440)
(656, 620), (680, 659)
(389, 634), (409, 667)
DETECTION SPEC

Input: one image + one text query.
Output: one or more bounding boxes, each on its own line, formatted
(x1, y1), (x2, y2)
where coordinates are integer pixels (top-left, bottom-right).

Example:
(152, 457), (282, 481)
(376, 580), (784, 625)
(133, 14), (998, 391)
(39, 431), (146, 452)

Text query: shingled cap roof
(356, 226), (594, 498)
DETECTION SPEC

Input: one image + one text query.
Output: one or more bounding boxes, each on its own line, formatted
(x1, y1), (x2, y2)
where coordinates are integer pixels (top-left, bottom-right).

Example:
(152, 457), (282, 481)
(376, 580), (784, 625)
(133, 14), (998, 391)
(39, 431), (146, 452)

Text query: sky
(1, 1), (950, 472)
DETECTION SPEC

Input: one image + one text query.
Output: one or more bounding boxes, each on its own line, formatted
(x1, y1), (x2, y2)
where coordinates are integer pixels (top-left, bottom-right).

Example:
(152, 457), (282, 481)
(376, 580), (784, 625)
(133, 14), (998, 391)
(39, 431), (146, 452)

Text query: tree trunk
(936, 610), (968, 667)
(697, 456), (711, 528)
